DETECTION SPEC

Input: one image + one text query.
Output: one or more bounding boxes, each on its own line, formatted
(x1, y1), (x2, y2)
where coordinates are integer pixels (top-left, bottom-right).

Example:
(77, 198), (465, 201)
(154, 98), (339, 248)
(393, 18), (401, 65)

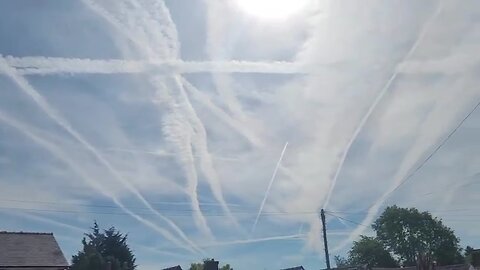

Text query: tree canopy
(189, 259), (232, 270)
(465, 246), (480, 267)
(335, 206), (465, 269)
(373, 206), (463, 266)
(348, 236), (398, 268)
(71, 222), (136, 270)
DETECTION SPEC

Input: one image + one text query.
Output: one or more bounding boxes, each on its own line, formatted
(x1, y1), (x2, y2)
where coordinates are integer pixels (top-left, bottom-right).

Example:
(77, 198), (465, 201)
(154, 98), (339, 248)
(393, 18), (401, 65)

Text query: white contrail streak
(81, 0), (164, 58)
(104, 147), (241, 162)
(138, 0), (244, 236)
(205, 0), (250, 124)
(322, 2), (444, 209)
(2, 211), (86, 233)
(251, 142), (289, 233)
(174, 76), (244, 233)
(86, 0), (246, 237)
(0, 58), (200, 253)
(181, 77), (263, 147)
(5, 56), (303, 75)
(158, 87), (214, 240)
(0, 111), (200, 253)
(333, 88), (480, 252)
(202, 233), (305, 248)
(81, 0), (214, 238)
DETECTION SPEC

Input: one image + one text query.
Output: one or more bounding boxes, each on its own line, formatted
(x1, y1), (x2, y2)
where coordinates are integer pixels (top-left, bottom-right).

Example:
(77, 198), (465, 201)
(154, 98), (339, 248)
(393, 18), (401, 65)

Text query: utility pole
(321, 209), (331, 270)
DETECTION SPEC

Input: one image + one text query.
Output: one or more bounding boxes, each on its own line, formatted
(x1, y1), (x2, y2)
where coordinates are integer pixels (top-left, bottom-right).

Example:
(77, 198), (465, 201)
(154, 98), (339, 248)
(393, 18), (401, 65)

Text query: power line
(0, 198), (307, 213)
(326, 208), (480, 215)
(6, 200), (479, 219)
(419, 174), (480, 196)
(0, 204), (322, 217)
(0, 198), (249, 212)
(386, 99), (480, 196)
(323, 99), (480, 222)
(324, 211), (371, 228)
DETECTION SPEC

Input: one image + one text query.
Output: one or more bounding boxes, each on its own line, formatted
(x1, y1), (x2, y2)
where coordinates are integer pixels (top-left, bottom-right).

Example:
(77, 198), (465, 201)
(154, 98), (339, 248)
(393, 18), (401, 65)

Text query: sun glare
(234, 0), (310, 20)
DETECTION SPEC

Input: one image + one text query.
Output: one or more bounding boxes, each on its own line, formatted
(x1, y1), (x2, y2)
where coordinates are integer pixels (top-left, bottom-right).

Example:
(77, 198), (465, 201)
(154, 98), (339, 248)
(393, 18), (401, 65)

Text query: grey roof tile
(281, 266), (305, 270)
(162, 266), (183, 270)
(0, 232), (68, 267)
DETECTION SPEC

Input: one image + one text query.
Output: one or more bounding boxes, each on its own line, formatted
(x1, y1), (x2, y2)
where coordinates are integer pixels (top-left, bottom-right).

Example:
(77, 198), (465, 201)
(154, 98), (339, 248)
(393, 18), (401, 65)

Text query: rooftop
(0, 231), (69, 267)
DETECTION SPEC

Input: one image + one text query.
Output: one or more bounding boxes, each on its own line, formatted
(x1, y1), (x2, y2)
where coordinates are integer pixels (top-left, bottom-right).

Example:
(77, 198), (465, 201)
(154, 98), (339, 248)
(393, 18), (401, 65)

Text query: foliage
(348, 236), (398, 268)
(71, 222), (136, 270)
(189, 262), (203, 270)
(189, 259), (232, 270)
(334, 255), (350, 268)
(372, 206), (463, 266)
(473, 252), (480, 267)
(465, 246), (475, 258)
(220, 264), (233, 270)
(465, 246), (480, 267)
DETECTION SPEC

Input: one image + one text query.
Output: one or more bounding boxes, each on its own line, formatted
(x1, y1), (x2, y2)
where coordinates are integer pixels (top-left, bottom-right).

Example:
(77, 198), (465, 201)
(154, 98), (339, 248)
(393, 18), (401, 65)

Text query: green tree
(334, 255), (351, 268)
(348, 236), (398, 268)
(465, 246), (475, 258)
(373, 206), (463, 266)
(189, 259), (232, 270)
(220, 264), (233, 270)
(465, 246), (480, 267)
(189, 262), (203, 270)
(72, 222), (136, 270)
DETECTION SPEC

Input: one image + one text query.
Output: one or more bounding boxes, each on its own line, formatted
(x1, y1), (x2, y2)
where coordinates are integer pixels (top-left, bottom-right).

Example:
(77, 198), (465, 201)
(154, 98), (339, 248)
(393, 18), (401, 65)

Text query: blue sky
(1, 0), (480, 269)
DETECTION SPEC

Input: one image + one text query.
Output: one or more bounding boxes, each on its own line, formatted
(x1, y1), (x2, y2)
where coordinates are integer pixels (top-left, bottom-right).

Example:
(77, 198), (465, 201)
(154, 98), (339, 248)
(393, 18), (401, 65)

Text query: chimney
(204, 259), (219, 270)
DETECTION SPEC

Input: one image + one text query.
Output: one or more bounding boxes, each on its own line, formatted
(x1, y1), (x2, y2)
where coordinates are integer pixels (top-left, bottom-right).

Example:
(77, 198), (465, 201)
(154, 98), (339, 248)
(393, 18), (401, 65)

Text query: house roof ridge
(0, 231), (54, 235)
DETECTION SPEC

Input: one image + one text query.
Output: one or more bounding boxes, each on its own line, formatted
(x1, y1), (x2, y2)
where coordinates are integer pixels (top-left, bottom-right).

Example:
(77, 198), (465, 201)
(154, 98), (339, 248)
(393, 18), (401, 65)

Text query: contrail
(80, 0), (214, 239)
(2, 211), (86, 233)
(181, 77), (263, 147)
(81, 0), (159, 58)
(134, 243), (189, 258)
(251, 142), (289, 233)
(6, 56), (302, 75)
(322, 2), (444, 209)
(159, 92), (214, 240)
(85, 0), (233, 235)
(0, 59), (201, 253)
(135, 0), (180, 57)
(0, 58), (144, 206)
(0, 111), (201, 253)
(174, 76), (244, 233)
(138, 0), (244, 235)
(333, 74), (479, 252)
(104, 147), (242, 162)
(85, 0), (244, 236)
(205, 0), (250, 123)
(202, 233), (305, 248)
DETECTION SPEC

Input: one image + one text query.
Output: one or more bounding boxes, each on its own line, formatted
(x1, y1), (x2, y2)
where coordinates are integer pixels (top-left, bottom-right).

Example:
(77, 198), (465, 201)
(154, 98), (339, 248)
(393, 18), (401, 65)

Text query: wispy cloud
(181, 77), (263, 147)
(322, 1), (444, 209)
(78, 0), (220, 238)
(2, 0), (480, 268)
(85, 0), (248, 237)
(334, 78), (480, 252)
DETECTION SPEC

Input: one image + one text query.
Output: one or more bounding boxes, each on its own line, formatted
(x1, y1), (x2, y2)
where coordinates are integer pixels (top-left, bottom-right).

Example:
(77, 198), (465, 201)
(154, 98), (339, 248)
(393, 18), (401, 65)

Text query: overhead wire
(326, 208), (480, 215)
(3, 198), (480, 217)
(324, 211), (371, 228)
(0, 203), (322, 217)
(384, 99), (480, 198)
(326, 99), (480, 218)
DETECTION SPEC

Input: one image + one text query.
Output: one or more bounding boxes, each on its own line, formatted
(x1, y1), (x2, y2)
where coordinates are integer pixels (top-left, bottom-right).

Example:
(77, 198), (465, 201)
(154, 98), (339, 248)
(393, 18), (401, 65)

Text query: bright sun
(234, 0), (310, 20)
